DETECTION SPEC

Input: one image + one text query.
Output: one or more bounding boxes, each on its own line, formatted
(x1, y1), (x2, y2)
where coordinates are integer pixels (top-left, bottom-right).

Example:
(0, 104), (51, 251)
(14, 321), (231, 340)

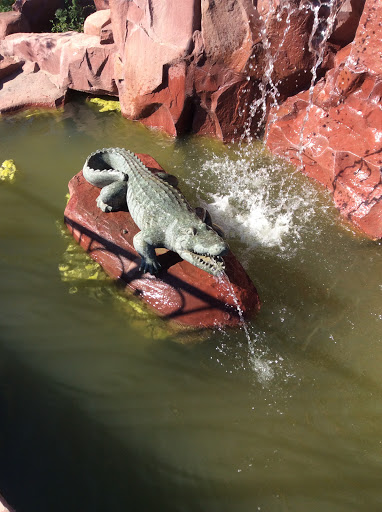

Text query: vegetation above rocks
(51, 0), (94, 33)
(0, 0), (13, 13)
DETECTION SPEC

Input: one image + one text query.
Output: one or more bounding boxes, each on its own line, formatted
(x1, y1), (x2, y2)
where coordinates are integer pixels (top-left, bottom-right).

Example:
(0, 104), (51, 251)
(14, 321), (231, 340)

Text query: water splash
(187, 147), (322, 258)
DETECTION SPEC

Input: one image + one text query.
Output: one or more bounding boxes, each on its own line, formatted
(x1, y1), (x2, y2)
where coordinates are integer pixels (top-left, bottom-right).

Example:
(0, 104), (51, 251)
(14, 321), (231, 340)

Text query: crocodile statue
(82, 147), (228, 276)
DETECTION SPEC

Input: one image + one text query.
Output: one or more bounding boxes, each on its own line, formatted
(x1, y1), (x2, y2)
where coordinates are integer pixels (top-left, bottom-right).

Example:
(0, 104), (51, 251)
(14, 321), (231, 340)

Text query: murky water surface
(0, 99), (381, 512)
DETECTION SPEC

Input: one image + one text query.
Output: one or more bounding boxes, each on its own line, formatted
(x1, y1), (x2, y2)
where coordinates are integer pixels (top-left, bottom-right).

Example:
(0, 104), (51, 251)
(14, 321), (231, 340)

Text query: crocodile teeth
(183, 250), (225, 276)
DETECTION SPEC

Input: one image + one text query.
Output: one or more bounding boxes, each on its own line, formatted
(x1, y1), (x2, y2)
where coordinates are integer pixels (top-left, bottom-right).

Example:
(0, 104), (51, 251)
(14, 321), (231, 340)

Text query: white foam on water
(214, 321), (291, 388)
(189, 149), (322, 258)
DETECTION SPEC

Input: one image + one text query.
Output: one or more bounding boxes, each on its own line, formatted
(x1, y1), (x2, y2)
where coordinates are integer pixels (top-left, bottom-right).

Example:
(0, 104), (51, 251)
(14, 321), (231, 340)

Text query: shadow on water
(0, 352), (207, 512)
(2, 345), (382, 512)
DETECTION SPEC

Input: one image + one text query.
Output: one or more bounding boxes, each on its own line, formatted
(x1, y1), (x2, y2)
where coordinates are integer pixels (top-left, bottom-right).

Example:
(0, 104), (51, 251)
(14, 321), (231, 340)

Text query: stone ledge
(0, 64), (66, 113)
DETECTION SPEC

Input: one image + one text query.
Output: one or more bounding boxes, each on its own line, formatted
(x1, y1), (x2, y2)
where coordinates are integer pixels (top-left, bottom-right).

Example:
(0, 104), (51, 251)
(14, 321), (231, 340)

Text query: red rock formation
(329, 0), (366, 47)
(1, 0), (365, 140)
(107, 0), (352, 140)
(94, 0), (109, 9)
(191, 0), (263, 139)
(0, 32), (117, 95)
(64, 154), (260, 328)
(108, 0), (264, 138)
(0, 54), (24, 80)
(266, 0), (382, 239)
(83, 8), (110, 37)
(0, 10), (30, 39)
(0, 60), (66, 113)
(109, 0), (199, 136)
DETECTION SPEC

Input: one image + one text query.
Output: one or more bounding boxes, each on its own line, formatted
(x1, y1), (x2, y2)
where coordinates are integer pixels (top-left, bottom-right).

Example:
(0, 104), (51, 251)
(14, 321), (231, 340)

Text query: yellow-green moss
(88, 97), (121, 113)
(0, 160), (17, 182)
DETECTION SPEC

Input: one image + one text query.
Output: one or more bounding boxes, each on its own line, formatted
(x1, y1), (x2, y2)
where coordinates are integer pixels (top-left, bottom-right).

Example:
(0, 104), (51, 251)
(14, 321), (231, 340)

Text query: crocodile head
(173, 220), (228, 276)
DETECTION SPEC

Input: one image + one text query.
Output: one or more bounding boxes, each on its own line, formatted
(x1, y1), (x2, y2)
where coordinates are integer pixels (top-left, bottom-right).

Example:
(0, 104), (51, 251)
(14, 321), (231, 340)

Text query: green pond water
(0, 98), (381, 512)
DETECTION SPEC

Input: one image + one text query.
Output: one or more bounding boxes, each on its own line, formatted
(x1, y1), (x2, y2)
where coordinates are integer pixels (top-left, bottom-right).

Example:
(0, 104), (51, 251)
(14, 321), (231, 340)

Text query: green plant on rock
(0, 0), (14, 12)
(51, 0), (94, 33)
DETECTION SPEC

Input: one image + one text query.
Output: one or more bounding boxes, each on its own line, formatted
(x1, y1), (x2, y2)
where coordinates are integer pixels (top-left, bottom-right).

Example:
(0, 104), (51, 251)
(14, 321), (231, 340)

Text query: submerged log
(64, 153), (260, 328)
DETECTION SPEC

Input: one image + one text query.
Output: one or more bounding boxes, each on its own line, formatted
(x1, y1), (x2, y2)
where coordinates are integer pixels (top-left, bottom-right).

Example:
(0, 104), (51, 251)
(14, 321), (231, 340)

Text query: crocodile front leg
(133, 231), (161, 274)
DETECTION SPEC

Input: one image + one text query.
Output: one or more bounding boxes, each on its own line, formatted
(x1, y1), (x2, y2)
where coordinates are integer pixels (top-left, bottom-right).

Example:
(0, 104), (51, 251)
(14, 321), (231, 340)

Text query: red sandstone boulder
(108, 0), (267, 139)
(84, 9), (111, 37)
(64, 154), (260, 328)
(108, 0), (266, 138)
(110, 0), (199, 132)
(266, 0), (382, 239)
(0, 32), (117, 96)
(329, 0), (366, 47)
(0, 60), (66, 113)
(0, 11), (30, 39)
(0, 55), (24, 80)
(94, 0), (109, 9)
(191, 0), (264, 140)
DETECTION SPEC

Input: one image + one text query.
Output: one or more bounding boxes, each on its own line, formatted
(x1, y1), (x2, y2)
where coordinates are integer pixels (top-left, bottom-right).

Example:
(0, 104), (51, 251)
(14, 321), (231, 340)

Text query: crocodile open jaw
(181, 249), (226, 276)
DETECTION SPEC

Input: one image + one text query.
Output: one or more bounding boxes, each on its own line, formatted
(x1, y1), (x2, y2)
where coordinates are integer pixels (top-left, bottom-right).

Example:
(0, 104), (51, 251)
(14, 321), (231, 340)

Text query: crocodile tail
(83, 148), (129, 188)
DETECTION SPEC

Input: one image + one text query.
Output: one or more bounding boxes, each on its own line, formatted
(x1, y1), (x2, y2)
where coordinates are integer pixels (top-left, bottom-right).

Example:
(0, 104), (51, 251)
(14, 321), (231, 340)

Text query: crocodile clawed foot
(96, 196), (113, 213)
(139, 258), (162, 275)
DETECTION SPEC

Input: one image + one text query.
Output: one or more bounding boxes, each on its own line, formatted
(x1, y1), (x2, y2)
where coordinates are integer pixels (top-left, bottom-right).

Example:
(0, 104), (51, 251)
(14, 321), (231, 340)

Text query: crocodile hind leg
(96, 180), (128, 212)
(133, 231), (161, 274)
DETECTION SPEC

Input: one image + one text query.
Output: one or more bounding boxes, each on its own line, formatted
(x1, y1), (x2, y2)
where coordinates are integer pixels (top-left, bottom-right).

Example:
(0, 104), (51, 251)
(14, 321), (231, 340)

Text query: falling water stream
(217, 271), (275, 385)
(244, 0), (339, 148)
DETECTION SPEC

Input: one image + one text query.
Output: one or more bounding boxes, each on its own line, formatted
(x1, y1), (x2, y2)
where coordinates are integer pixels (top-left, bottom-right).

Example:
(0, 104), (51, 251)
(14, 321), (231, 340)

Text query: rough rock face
(94, 0), (109, 9)
(109, 0), (200, 136)
(1, 0), (366, 140)
(0, 11), (30, 39)
(83, 8), (110, 37)
(329, 0), (366, 47)
(0, 55), (24, 80)
(109, 0), (335, 140)
(191, 0), (263, 140)
(64, 154), (260, 327)
(0, 60), (66, 113)
(0, 32), (117, 96)
(266, 0), (382, 239)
